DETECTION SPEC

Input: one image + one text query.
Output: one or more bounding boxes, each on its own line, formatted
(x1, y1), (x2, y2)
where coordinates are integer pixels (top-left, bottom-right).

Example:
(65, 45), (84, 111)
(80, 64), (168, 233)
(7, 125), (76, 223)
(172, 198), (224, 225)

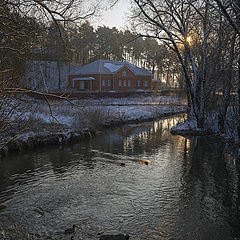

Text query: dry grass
(72, 106), (112, 130)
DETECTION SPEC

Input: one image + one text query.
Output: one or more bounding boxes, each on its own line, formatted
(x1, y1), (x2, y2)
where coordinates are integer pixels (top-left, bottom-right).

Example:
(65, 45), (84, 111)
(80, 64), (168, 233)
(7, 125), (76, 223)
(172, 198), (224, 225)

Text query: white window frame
(128, 80), (131, 87)
(137, 81), (141, 87)
(79, 81), (84, 89)
(123, 80), (127, 87)
(143, 81), (148, 87)
(119, 80), (122, 87)
(102, 80), (106, 86)
(122, 70), (127, 76)
(108, 79), (111, 87)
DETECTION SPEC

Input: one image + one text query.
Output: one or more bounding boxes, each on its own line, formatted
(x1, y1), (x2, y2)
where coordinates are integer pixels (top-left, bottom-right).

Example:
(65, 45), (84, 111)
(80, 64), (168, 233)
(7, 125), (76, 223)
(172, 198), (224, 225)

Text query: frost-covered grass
(0, 95), (187, 152)
(17, 95), (186, 129)
(87, 95), (187, 106)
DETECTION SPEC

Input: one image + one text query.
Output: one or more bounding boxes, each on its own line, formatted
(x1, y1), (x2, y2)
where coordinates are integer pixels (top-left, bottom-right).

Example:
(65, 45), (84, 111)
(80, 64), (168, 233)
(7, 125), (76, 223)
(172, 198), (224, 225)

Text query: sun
(186, 36), (192, 43)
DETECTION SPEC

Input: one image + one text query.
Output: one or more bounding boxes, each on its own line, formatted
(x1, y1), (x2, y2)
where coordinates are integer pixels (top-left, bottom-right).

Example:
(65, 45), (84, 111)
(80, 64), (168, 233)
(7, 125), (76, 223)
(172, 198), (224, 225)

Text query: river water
(0, 116), (240, 240)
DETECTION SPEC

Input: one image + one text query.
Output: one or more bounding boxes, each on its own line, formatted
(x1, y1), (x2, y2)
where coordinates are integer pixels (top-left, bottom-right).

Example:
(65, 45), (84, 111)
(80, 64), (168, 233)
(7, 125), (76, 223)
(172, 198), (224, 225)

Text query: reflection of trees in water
(87, 115), (186, 157)
(179, 136), (240, 239)
(118, 116), (187, 156)
(0, 115), (187, 201)
(119, 120), (178, 156)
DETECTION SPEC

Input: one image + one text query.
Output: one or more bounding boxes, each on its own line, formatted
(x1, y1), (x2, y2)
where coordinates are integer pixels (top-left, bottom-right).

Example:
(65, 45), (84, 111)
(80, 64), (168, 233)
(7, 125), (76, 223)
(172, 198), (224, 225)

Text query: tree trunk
(57, 60), (61, 91)
(199, 2), (209, 129)
(219, 33), (236, 133)
(238, 52), (240, 144)
(236, 0), (240, 144)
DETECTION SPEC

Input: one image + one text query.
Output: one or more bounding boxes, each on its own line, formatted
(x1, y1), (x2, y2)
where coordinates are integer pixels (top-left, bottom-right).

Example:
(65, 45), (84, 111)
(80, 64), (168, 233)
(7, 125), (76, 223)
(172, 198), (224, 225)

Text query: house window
(108, 80), (111, 86)
(102, 80), (106, 86)
(122, 70), (127, 76)
(137, 81), (141, 87)
(128, 80), (131, 86)
(119, 80), (122, 87)
(79, 81), (84, 89)
(123, 80), (127, 87)
(143, 81), (148, 87)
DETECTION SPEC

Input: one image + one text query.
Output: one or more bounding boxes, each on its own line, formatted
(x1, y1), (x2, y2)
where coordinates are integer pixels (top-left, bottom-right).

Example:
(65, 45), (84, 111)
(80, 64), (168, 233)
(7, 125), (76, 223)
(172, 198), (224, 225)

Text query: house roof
(72, 77), (95, 81)
(72, 60), (153, 76)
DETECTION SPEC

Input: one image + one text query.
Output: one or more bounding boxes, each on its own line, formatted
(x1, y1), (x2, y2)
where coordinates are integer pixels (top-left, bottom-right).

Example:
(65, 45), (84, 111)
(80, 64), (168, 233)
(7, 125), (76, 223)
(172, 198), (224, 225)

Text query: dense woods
(30, 22), (181, 84)
(0, 1), (183, 90)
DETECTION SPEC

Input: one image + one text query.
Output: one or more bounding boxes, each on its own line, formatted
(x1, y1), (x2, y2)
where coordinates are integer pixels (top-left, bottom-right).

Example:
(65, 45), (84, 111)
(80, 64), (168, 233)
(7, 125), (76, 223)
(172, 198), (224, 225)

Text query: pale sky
(94, 0), (131, 30)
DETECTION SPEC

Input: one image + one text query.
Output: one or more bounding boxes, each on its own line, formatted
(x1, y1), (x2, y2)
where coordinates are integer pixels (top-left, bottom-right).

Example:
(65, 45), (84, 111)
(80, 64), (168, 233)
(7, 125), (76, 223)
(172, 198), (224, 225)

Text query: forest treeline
(0, 1), (182, 88)
(39, 22), (180, 80)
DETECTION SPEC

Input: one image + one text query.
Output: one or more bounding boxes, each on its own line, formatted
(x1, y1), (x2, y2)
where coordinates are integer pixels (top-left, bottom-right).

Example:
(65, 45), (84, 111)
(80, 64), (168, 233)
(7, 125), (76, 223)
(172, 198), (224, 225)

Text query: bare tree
(213, 0), (240, 36)
(131, 0), (215, 128)
(130, 0), (239, 137)
(0, 0), (98, 141)
(212, 0), (240, 139)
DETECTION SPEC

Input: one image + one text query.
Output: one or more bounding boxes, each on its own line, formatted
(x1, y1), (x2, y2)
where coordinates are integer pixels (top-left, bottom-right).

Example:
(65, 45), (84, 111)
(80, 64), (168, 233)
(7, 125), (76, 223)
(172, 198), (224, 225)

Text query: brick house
(68, 60), (154, 92)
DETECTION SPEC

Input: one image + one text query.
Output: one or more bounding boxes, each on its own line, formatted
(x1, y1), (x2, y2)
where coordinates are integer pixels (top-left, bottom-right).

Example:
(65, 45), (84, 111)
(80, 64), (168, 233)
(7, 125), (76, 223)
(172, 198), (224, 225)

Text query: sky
(94, 0), (131, 30)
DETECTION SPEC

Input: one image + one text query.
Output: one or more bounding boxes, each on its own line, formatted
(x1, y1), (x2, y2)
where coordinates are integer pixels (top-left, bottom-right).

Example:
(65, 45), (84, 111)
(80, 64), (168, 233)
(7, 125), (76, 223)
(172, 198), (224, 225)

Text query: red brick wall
(96, 74), (114, 91)
(68, 66), (152, 91)
(152, 81), (159, 90)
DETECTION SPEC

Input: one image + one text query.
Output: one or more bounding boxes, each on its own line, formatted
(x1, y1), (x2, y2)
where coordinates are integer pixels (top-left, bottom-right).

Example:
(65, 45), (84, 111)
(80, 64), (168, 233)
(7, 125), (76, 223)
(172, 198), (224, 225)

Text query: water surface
(0, 115), (239, 240)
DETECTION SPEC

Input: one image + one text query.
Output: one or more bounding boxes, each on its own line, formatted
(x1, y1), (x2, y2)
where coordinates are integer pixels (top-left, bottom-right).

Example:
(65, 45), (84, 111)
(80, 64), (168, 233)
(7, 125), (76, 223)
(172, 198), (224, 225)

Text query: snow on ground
(17, 95), (187, 128)
(0, 95), (187, 152)
(171, 119), (198, 132)
(106, 105), (184, 121)
(171, 108), (238, 141)
(88, 95), (187, 106)
(3, 95), (186, 129)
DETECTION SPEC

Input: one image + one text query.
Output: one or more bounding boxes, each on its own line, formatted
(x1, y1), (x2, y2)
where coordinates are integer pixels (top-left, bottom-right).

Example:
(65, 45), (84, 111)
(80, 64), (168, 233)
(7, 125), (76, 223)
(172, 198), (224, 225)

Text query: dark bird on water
(65, 225), (77, 234)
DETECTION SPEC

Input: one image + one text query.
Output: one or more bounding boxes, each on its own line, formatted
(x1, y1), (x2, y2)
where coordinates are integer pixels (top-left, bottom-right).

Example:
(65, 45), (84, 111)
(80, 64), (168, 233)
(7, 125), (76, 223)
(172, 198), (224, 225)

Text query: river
(0, 115), (239, 240)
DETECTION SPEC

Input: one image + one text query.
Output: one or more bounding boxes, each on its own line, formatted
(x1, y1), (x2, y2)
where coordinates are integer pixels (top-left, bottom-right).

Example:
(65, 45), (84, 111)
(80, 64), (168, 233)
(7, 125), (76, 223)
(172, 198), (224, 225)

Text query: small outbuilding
(68, 59), (153, 92)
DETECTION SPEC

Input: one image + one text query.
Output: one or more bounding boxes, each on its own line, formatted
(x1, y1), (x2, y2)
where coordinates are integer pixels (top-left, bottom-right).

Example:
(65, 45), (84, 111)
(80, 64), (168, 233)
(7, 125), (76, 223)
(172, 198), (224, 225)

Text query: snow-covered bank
(171, 109), (238, 143)
(0, 95), (187, 157)
(171, 121), (212, 136)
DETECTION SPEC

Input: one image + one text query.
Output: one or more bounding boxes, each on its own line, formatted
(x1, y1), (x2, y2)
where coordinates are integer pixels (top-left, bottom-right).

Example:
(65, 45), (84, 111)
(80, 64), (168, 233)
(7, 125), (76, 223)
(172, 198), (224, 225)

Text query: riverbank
(0, 95), (187, 158)
(170, 110), (238, 145)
